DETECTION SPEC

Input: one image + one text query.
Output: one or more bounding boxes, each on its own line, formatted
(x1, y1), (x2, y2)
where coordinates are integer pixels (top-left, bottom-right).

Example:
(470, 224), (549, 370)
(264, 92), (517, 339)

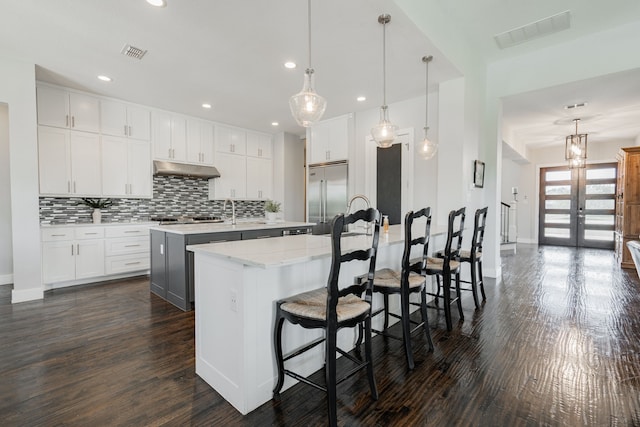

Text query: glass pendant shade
(564, 118), (587, 168)
(289, 69), (327, 127)
(419, 128), (438, 160)
(371, 105), (398, 148)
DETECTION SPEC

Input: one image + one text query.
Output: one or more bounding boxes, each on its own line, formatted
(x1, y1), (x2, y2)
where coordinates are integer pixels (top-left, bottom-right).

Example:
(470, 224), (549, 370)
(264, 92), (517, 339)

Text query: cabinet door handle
(67, 181), (71, 192)
(73, 181), (76, 193)
(124, 125), (128, 136)
(71, 244), (74, 256)
(125, 244), (141, 248)
(124, 230), (141, 233)
(125, 261), (141, 266)
(128, 125), (132, 136)
(160, 243), (164, 255)
(168, 148), (172, 158)
(71, 116), (75, 128)
(51, 234), (66, 237)
(85, 232), (98, 235)
(77, 243), (80, 255)
(66, 115), (69, 127)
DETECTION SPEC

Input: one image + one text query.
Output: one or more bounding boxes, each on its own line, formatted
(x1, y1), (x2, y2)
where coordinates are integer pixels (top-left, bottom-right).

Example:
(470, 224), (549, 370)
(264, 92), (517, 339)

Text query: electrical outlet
(230, 289), (238, 312)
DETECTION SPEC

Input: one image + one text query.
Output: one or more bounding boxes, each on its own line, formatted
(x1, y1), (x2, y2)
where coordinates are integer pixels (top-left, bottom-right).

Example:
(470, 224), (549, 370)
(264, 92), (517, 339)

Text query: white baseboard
(0, 273), (13, 285)
(484, 265), (502, 279)
(12, 287), (44, 303)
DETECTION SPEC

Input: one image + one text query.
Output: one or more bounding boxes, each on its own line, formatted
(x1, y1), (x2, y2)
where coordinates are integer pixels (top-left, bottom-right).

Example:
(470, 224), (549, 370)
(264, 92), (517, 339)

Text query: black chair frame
(426, 207), (465, 331)
(273, 208), (381, 427)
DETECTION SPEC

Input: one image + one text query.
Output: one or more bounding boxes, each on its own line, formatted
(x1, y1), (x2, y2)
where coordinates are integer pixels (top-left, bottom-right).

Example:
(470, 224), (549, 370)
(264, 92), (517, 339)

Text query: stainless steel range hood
(153, 160), (221, 179)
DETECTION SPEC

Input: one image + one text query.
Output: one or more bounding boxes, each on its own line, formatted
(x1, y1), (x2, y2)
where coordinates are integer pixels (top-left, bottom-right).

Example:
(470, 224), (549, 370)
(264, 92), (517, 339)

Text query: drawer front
(105, 236), (150, 256)
(105, 225), (150, 238)
(186, 231), (241, 245)
(75, 227), (105, 240)
(242, 229), (283, 240)
(105, 253), (150, 275)
(42, 228), (74, 242)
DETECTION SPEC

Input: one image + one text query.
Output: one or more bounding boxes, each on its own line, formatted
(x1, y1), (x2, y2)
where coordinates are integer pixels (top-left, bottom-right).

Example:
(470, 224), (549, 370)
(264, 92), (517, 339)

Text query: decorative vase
(265, 211), (278, 222)
(92, 209), (102, 224)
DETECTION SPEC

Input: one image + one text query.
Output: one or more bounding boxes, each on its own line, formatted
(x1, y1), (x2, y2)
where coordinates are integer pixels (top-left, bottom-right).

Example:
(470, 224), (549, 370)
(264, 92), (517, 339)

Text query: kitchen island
(149, 221), (313, 310)
(187, 223), (446, 415)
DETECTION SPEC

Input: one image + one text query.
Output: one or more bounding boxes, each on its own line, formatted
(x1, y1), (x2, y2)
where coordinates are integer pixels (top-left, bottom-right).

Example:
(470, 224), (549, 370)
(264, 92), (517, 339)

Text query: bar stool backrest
(472, 207), (488, 255)
(443, 207), (466, 264)
(403, 207), (432, 278)
(327, 208), (381, 321)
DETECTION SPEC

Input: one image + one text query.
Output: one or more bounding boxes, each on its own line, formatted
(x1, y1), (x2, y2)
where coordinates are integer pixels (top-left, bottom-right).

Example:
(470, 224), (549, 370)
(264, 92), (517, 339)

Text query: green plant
(79, 198), (113, 209)
(264, 200), (281, 213)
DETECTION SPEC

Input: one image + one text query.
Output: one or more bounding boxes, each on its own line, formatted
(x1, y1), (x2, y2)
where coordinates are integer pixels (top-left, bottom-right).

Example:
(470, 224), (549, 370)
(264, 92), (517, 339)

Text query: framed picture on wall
(473, 160), (485, 188)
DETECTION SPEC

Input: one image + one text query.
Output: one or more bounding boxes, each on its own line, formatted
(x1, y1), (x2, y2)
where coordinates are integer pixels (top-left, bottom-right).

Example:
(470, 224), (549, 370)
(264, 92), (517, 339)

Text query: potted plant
(79, 198), (113, 224)
(264, 200), (281, 222)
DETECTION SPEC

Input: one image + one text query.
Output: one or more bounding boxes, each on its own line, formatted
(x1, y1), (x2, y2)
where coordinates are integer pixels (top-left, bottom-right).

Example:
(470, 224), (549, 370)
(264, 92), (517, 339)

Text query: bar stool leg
(326, 328), (338, 427)
(455, 271), (464, 321)
(420, 288), (434, 351)
(470, 258), (480, 309)
(443, 271), (453, 331)
(478, 258), (486, 301)
(435, 275), (441, 307)
(400, 288), (415, 369)
(383, 294), (390, 330)
(364, 316), (378, 399)
(272, 311), (286, 398)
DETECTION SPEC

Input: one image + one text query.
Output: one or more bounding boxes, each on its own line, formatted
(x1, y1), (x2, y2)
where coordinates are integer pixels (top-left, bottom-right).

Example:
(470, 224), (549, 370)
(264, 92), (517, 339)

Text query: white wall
(0, 57), (43, 302)
(0, 104), (13, 284)
(282, 132), (305, 221)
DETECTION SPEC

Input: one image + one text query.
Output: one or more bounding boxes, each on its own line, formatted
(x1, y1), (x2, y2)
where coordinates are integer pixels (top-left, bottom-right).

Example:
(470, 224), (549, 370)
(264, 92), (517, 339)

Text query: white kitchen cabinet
(308, 114), (350, 164)
(37, 85), (100, 133)
(246, 156), (273, 200)
(246, 131), (272, 158)
(41, 227), (105, 284)
(101, 136), (151, 198)
(38, 126), (102, 196)
(213, 152), (246, 199)
(104, 225), (151, 274)
(215, 124), (246, 155)
(186, 119), (215, 165)
(153, 111), (187, 161)
(100, 99), (151, 141)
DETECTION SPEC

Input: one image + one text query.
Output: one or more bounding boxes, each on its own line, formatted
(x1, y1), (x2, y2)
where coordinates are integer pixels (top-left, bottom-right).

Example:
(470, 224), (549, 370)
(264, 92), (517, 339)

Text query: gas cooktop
(151, 215), (224, 225)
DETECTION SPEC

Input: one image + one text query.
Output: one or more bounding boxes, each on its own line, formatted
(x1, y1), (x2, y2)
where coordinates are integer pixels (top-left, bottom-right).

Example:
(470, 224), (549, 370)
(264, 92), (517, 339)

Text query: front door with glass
(539, 163), (616, 249)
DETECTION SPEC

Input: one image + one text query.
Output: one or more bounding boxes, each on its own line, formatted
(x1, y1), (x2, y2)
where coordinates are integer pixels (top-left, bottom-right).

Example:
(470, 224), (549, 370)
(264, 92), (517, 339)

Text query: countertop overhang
(150, 221), (314, 235)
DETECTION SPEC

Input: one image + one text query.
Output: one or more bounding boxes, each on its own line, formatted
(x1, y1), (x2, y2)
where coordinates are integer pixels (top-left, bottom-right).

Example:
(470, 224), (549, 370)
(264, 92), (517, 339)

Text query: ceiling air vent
(120, 44), (147, 60)
(494, 10), (571, 49)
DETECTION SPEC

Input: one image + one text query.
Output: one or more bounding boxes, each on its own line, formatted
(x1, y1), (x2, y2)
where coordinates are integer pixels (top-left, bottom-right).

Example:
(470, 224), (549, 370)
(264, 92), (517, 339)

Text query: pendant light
(419, 55), (438, 159)
(371, 14), (398, 148)
(289, 0), (327, 127)
(565, 118), (587, 169)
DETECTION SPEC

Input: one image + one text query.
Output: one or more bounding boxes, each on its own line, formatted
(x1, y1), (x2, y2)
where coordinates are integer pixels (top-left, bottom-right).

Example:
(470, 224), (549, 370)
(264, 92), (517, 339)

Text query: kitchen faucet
(223, 198), (236, 225)
(346, 194), (372, 235)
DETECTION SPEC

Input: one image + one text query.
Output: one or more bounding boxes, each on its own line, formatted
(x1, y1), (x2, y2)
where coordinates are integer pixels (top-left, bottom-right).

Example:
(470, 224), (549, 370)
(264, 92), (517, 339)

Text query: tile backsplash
(39, 176), (268, 224)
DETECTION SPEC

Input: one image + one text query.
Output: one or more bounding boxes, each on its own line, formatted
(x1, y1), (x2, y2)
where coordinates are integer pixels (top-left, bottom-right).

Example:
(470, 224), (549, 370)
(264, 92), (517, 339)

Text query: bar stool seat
(371, 268), (425, 289)
(280, 288), (370, 321)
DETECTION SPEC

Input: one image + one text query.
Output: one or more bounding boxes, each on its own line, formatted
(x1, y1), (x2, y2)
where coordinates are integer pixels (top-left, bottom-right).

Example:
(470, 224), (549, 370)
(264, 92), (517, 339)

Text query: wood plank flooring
(1, 244), (640, 426)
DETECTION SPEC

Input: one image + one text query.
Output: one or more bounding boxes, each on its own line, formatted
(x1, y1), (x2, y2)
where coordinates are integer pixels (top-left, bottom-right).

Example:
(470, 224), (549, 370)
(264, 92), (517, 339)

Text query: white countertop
(187, 224), (448, 268)
(41, 221), (158, 228)
(150, 221), (313, 235)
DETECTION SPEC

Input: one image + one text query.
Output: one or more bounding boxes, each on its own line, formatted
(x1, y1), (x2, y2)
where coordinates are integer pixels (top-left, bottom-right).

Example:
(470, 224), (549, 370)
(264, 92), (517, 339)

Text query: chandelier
(565, 118), (587, 169)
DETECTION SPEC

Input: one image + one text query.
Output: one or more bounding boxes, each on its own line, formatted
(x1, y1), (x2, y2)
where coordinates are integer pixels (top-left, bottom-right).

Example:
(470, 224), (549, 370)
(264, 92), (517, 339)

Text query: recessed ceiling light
(271, 122), (279, 126)
(146, 0), (167, 7)
(284, 62), (297, 69)
(356, 96), (366, 102)
(202, 103), (212, 109)
(97, 75), (112, 82)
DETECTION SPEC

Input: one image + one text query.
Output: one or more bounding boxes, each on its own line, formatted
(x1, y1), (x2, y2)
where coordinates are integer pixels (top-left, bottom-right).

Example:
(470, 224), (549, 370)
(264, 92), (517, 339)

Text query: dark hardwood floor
(2, 244), (640, 426)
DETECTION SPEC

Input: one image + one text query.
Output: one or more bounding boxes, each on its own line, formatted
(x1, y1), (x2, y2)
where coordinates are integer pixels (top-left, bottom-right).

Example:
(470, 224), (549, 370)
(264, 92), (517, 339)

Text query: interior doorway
(538, 163), (616, 249)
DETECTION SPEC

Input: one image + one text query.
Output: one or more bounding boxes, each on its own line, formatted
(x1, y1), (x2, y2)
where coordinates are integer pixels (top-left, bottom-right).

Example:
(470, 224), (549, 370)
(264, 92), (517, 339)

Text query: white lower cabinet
(41, 224), (151, 286)
(41, 227), (105, 284)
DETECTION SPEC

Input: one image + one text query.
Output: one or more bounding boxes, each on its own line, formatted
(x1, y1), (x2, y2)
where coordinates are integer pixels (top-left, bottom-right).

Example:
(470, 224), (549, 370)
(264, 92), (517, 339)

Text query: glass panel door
(539, 163), (616, 249)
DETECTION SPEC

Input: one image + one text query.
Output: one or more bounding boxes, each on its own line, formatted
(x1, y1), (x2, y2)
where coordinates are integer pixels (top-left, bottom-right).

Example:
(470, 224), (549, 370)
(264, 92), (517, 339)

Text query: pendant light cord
(307, 0), (312, 71)
(424, 57), (429, 131)
(382, 18), (387, 107)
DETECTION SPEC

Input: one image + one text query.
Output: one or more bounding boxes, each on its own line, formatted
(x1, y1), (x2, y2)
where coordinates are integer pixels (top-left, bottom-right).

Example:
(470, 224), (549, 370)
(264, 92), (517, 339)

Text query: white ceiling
(1, 0), (640, 147)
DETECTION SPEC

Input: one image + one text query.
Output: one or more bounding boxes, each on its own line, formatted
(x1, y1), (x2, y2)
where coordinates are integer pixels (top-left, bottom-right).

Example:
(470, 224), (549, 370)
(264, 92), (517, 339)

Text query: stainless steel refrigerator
(308, 162), (348, 235)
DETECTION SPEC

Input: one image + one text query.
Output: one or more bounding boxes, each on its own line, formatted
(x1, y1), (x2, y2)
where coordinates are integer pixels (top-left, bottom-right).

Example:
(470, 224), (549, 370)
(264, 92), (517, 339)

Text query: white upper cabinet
(101, 136), (151, 198)
(101, 99), (151, 141)
(212, 152), (246, 199)
(246, 131), (272, 158)
(186, 119), (215, 165)
(246, 156), (273, 200)
(308, 114), (351, 164)
(153, 111), (187, 161)
(37, 85), (100, 133)
(215, 125), (246, 155)
(38, 126), (101, 196)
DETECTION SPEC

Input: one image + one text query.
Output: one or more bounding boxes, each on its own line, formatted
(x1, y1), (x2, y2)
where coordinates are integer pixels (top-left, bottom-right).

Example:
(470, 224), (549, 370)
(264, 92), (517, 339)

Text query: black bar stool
(272, 208), (381, 427)
(425, 207), (465, 331)
(436, 206), (488, 308)
(361, 207), (434, 370)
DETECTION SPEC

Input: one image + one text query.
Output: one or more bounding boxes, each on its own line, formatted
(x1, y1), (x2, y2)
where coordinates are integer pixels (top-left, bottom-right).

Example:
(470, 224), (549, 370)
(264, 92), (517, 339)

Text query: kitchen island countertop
(150, 220), (314, 235)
